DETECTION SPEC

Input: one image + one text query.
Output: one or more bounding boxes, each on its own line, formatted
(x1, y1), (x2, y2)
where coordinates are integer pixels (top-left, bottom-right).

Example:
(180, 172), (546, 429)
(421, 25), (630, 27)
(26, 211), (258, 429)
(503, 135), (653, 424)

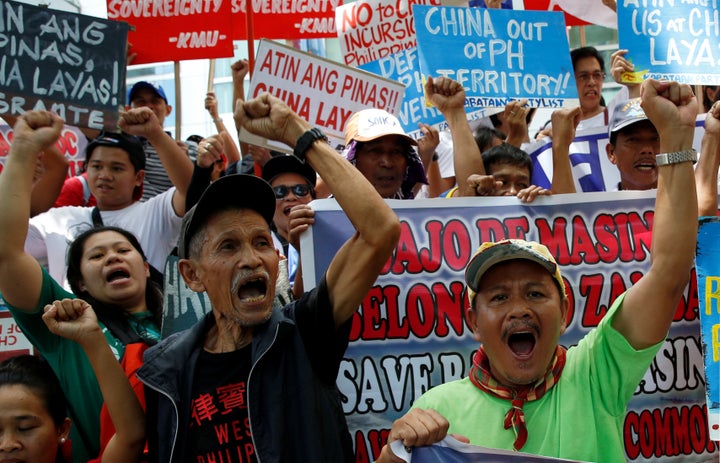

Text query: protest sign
(413, 5), (579, 108)
(106, 0), (234, 65)
(3, 189), (716, 461)
(360, 47), (493, 140)
(301, 193), (716, 462)
(241, 39), (405, 151)
(525, 125), (619, 192)
(0, 121), (88, 176)
(695, 217), (720, 441)
(336, 0), (441, 67)
(0, 1), (128, 130)
(231, 0), (340, 40)
(617, 0), (720, 85)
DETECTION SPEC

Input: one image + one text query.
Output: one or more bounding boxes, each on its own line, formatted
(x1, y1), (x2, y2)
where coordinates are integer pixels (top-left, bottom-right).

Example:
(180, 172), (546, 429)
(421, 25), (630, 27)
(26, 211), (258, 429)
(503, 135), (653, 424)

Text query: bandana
(468, 345), (567, 451)
(342, 139), (428, 199)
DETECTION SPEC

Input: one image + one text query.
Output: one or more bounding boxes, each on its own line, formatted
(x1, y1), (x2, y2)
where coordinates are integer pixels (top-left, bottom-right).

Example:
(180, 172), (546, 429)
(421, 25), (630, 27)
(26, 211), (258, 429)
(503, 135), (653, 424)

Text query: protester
(0, 110), (162, 462)
(137, 92), (401, 461)
(24, 110), (187, 290)
(536, 47), (608, 140)
(606, 97), (660, 191)
(376, 78), (698, 463)
(262, 155), (317, 288)
(432, 104), (524, 198)
(342, 108), (429, 199)
(0, 329), (145, 463)
(0, 299), (145, 463)
(125, 81), (194, 201)
(426, 76), (574, 200)
(204, 91), (241, 170)
(449, 144), (552, 201)
(52, 131), (148, 211)
(571, 47), (608, 127)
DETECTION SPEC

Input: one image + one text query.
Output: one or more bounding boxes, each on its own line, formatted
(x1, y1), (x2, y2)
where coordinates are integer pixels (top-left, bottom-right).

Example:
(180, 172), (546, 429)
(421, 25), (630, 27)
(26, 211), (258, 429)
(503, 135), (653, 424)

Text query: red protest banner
(106, 0), (234, 65)
(231, 0), (340, 40)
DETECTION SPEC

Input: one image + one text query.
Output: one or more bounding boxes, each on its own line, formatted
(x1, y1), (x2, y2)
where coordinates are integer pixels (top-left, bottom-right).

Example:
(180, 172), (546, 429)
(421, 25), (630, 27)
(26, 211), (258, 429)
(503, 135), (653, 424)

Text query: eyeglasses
(272, 184), (313, 199)
(575, 71), (606, 83)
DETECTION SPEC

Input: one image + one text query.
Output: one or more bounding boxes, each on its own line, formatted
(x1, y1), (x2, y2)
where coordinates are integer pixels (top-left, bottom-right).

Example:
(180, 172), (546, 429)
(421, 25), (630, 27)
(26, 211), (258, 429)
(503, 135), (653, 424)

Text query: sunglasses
(272, 184), (313, 199)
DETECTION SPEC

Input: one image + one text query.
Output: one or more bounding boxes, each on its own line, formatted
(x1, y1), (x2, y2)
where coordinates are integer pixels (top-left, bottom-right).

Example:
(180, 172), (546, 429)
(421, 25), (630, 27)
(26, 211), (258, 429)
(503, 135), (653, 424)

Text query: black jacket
(138, 277), (354, 462)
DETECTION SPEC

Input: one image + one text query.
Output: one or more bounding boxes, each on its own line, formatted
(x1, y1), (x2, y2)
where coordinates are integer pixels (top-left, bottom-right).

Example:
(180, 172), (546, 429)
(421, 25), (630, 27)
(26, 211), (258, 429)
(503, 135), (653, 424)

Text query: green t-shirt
(4, 268), (158, 463)
(412, 292), (661, 463)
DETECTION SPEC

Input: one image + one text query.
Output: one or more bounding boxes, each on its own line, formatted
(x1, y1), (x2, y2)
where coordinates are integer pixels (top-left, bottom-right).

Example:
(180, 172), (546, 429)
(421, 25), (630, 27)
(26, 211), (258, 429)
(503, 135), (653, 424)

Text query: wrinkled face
(270, 172), (313, 239)
(467, 260), (568, 388)
(78, 231), (149, 310)
(574, 56), (604, 114)
(182, 209), (280, 327)
(128, 88), (171, 125)
(606, 120), (660, 191)
(0, 385), (69, 463)
(86, 146), (144, 211)
(354, 135), (409, 199)
(488, 163), (530, 196)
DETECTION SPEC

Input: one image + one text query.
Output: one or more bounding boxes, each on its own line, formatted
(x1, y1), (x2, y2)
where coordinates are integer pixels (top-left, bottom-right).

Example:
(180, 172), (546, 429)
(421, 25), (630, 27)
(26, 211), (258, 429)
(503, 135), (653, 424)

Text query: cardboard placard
(0, 1), (128, 130)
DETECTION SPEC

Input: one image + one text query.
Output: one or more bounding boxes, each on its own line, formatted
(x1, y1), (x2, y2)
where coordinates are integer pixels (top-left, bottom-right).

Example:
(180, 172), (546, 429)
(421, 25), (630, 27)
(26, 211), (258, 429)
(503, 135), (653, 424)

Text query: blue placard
(695, 217), (720, 440)
(412, 5), (578, 108)
(617, 1), (720, 85)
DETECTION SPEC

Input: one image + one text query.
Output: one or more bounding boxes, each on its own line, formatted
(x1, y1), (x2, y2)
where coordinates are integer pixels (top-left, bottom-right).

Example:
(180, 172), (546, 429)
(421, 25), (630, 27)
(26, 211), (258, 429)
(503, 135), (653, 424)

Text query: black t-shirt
(185, 347), (258, 463)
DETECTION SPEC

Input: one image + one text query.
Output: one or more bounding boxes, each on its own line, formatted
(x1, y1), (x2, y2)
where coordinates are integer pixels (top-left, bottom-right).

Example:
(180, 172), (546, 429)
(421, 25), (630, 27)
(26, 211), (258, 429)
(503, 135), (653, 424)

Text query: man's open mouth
(237, 277), (268, 302)
(508, 331), (537, 357)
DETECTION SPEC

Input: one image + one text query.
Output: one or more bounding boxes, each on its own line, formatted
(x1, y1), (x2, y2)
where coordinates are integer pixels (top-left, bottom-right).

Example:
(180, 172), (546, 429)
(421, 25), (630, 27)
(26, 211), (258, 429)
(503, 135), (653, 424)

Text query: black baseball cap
(261, 155), (317, 186)
(86, 132), (146, 172)
(178, 174), (276, 259)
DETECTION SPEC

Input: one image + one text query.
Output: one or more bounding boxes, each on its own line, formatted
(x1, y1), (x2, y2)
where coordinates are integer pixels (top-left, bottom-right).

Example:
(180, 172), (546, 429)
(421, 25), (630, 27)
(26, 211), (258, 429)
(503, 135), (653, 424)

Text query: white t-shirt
(26, 188), (182, 290)
(576, 110), (608, 131)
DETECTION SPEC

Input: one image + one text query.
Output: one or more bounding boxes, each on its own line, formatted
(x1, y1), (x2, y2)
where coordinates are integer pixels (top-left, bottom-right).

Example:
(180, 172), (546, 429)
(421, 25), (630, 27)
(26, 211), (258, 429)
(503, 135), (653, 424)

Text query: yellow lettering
(704, 276), (720, 315)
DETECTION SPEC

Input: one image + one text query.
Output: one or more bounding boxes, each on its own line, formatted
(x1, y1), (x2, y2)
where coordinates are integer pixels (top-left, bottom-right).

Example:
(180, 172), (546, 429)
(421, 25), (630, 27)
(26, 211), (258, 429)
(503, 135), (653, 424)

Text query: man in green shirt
(377, 78), (699, 463)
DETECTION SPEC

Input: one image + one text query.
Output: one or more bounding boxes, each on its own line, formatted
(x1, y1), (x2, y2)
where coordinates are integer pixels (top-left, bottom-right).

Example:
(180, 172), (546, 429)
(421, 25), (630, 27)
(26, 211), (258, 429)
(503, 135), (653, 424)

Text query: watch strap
(655, 149), (697, 166)
(293, 128), (328, 163)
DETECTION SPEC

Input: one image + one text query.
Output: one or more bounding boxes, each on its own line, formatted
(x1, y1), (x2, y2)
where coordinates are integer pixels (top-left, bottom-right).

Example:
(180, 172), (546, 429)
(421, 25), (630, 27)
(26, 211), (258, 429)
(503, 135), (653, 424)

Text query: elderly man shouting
(138, 93), (401, 462)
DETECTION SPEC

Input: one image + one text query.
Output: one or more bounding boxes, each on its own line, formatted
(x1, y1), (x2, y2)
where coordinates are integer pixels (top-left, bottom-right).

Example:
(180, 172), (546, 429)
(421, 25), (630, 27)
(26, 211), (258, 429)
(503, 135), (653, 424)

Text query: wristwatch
(293, 128), (328, 163)
(655, 149), (697, 166)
